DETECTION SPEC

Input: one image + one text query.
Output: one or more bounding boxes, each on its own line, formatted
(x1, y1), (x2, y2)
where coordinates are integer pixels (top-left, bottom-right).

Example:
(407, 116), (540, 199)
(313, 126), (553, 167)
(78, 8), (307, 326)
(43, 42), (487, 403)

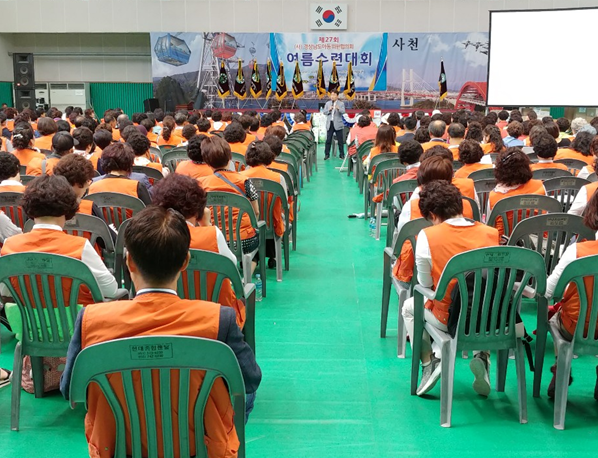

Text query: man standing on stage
(323, 89), (346, 160)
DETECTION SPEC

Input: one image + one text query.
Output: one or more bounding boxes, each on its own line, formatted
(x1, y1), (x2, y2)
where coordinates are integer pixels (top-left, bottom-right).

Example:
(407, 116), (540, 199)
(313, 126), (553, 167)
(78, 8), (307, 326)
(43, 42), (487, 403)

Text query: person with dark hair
(396, 116), (417, 144)
(199, 136), (260, 258)
(196, 117), (212, 136)
(0, 152), (25, 192)
(0, 112), (9, 147)
(157, 115), (181, 146)
(211, 110), (224, 132)
(127, 133), (165, 174)
(568, 136), (598, 215)
(402, 180), (499, 396)
(322, 89), (346, 160)
(446, 123), (466, 159)
(27, 131), (78, 176)
(179, 124), (197, 146)
(238, 114), (257, 143)
(270, 109), (287, 132)
(34, 117), (58, 151)
(489, 148), (546, 238)
(555, 131), (595, 166)
(90, 128), (112, 171)
(363, 124), (397, 169)
(88, 143), (152, 205)
(173, 111), (188, 137)
(59, 205), (261, 457)
(175, 134), (212, 179)
(72, 126), (95, 158)
(465, 121), (483, 143)
(386, 112), (401, 137)
(55, 119), (70, 134)
(530, 134), (568, 172)
(11, 123), (45, 166)
(223, 122), (248, 155)
(414, 127), (431, 144)
(503, 121), (525, 147)
(255, 113), (273, 140)
(482, 124), (505, 158)
(420, 120), (448, 152)
(544, 189), (598, 398)
(290, 112), (310, 133)
(454, 140), (493, 178)
(140, 118), (158, 145)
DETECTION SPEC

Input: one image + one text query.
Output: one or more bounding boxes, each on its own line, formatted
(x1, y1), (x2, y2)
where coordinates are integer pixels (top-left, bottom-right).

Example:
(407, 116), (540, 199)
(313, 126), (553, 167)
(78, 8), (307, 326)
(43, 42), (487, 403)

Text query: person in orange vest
(464, 121), (484, 143)
(34, 117), (58, 152)
(395, 116), (417, 144)
(255, 113), (273, 140)
(346, 113), (377, 156)
(239, 115), (256, 144)
(555, 130), (595, 167)
(72, 126), (96, 158)
(446, 122), (465, 160)
(402, 180), (499, 396)
(568, 144), (598, 217)
(157, 116), (181, 146)
(420, 120), (449, 152)
(363, 124), (398, 170)
(27, 131), (77, 176)
(152, 173), (246, 328)
(196, 117), (213, 137)
(211, 110), (226, 132)
(224, 122), (248, 156)
(530, 133), (568, 172)
(90, 129), (112, 172)
(545, 190), (598, 398)
(10, 123), (45, 167)
(178, 124), (198, 147)
(290, 112), (311, 133)
(454, 139), (493, 179)
(175, 134), (213, 179)
(127, 133), (166, 175)
(263, 134), (296, 222)
(481, 124), (506, 157)
(0, 152), (26, 193)
(270, 109), (288, 133)
(88, 143), (152, 205)
(59, 206), (261, 458)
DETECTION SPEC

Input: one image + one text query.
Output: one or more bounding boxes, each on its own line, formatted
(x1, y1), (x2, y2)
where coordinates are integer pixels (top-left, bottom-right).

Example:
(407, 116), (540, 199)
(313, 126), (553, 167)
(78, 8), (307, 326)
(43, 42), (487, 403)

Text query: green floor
(2, 148), (598, 457)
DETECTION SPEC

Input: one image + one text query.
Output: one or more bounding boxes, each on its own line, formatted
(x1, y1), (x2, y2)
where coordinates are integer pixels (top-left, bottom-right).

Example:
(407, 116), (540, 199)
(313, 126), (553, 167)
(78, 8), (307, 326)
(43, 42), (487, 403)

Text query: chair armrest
(106, 288), (129, 301)
(384, 247), (393, 261)
(244, 282), (256, 299)
(414, 284), (436, 300)
(256, 220), (266, 230)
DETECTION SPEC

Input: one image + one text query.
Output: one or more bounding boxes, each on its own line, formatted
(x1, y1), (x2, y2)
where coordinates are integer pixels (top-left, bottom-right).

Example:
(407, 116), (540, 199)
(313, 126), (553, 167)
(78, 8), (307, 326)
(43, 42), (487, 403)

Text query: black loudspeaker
(143, 98), (160, 112)
(13, 53), (35, 89)
(14, 89), (35, 111)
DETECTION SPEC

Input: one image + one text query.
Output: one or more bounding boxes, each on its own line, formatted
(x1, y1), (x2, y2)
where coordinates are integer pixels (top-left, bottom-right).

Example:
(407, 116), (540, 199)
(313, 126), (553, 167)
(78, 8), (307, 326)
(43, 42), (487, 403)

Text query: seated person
(196, 118), (212, 137)
(0, 152), (26, 192)
(59, 206), (261, 457)
(175, 134), (212, 179)
(140, 117), (158, 145)
(72, 126), (95, 158)
(178, 124), (197, 147)
(270, 109), (288, 132)
(157, 116), (181, 146)
(211, 110), (226, 132)
(34, 117), (57, 151)
(396, 116), (417, 144)
(91, 129), (112, 171)
(363, 124), (398, 169)
(545, 190), (598, 398)
(420, 120), (449, 152)
(530, 133), (568, 172)
(26, 131), (76, 176)
(401, 180), (499, 396)
(578, 135), (598, 181)
(224, 122), (248, 155)
(152, 174), (245, 327)
(503, 121), (525, 148)
(88, 143), (152, 205)
(421, 146), (477, 202)
(568, 157), (598, 217)
(447, 122), (466, 159)
(481, 125), (506, 155)
(347, 113), (378, 156)
(291, 112), (311, 132)
(372, 140), (422, 204)
(454, 140), (493, 178)
(198, 136), (260, 257)
(488, 148), (546, 238)
(263, 134), (296, 222)
(126, 132), (166, 175)
(10, 123), (45, 166)
(555, 131), (595, 167)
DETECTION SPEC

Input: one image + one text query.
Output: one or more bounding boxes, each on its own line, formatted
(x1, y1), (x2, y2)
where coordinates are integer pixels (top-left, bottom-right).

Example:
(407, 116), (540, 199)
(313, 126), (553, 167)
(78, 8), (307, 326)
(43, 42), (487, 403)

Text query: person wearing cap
(26, 131), (78, 176)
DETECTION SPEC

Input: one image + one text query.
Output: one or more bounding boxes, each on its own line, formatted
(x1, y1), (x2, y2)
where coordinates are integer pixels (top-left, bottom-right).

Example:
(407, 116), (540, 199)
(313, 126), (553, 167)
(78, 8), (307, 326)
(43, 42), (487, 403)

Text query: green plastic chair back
(273, 159), (299, 194)
(132, 165), (164, 185)
(452, 160), (463, 171)
(473, 178), (497, 219)
(149, 146), (162, 161)
(386, 179), (418, 246)
(587, 172), (597, 183)
(69, 336), (246, 458)
(543, 176), (590, 212)
(84, 192), (146, 230)
(20, 175), (36, 185)
(467, 168), (496, 181)
(487, 194), (562, 237)
(250, 178), (290, 239)
(554, 158), (588, 175)
(489, 153), (500, 164)
(114, 219), (133, 292)
(0, 253), (103, 356)
(162, 150), (190, 173)
(366, 159), (406, 218)
(357, 140), (374, 157)
(368, 153), (400, 175)
(0, 191), (27, 229)
(462, 196), (481, 222)
(231, 152), (247, 172)
(158, 144), (175, 154)
(178, 249), (256, 352)
(532, 168), (572, 181)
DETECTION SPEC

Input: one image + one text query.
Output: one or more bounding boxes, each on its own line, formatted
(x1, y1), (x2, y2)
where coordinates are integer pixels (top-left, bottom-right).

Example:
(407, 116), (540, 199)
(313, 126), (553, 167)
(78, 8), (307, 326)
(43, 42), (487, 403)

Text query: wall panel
(89, 83), (153, 117)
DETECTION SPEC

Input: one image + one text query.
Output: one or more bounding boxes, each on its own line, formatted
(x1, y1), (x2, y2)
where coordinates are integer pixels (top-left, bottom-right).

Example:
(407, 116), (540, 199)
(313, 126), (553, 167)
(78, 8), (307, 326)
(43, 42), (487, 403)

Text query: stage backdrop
(150, 32), (488, 110)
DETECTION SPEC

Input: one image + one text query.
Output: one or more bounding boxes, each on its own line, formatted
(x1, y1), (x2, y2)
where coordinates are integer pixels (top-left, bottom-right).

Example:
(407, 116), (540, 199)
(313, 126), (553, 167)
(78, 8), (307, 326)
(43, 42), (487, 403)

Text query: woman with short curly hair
(555, 130), (596, 166)
(454, 139), (493, 179)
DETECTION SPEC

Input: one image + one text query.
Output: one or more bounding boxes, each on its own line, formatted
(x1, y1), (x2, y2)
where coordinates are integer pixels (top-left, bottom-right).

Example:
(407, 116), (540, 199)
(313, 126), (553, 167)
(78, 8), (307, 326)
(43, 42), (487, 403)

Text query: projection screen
(487, 8), (598, 107)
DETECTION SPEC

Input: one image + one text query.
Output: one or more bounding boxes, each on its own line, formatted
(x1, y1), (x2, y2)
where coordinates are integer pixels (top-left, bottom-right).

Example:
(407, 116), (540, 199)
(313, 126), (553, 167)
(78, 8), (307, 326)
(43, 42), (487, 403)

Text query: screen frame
(486, 6), (598, 108)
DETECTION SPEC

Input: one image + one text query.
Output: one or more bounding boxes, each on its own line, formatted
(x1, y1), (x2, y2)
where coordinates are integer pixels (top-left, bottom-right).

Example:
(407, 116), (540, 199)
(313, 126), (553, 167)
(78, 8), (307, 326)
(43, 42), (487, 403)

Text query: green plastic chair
(587, 172), (597, 182)
(69, 335), (246, 458)
(543, 176), (590, 213)
(549, 254), (598, 429)
(462, 196), (481, 222)
(84, 192), (146, 230)
(365, 158), (405, 220)
(275, 155), (300, 193)
(473, 178), (497, 221)
(452, 160), (463, 171)
(231, 152), (247, 172)
(162, 150), (190, 173)
(508, 213), (595, 397)
(381, 218), (432, 357)
(554, 158), (588, 175)
(283, 142), (308, 184)
(355, 141), (374, 191)
(411, 246), (547, 427)
(0, 191), (27, 230)
(20, 175), (36, 185)
(251, 178), (291, 280)
(467, 168), (496, 181)
(178, 249), (257, 354)
(486, 194), (562, 238)
(0, 252), (104, 431)
(132, 165), (164, 185)
(268, 167), (298, 251)
(532, 168), (572, 181)
(385, 179), (418, 247)
(149, 146), (162, 161)
(114, 219), (133, 293)
(206, 192), (267, 296)
(158, 144), (175, 154)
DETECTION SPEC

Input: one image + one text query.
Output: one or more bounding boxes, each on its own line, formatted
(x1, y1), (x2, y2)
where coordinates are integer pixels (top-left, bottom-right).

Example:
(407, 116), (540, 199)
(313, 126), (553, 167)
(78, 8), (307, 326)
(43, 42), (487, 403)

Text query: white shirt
(0, 179), (23, 187)
(578, 166), (591, 180)
(480, 154), (493, 165)
(568, 185), (589, 216)
(415, 217), (475, 288)
(0, 211), (21, 242)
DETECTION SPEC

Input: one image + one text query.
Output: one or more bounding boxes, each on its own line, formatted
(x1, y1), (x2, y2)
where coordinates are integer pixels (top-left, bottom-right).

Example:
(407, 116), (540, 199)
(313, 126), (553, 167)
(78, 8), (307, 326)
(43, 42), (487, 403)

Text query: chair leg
(386, 208), (394, 247)
(496, 349), (509, 392)
(259, 243), (267, 298)
(375, 203), (382, 241)
(275, 239), (283, 282)
(364, 186), (370, 218)
(241, 254), (252, 286)
(11, 342), (23, 431)
(534, 297), (548, 397)
(410, 315), (423, 396)
(31, 356), (45, 398)
(397, 288), (408, 358)
(553, 344), (573, 430)
(515, 340), (528, 424)
(381, 254), (392, 338)
(283, 232), (290, 272)
(291, 205), (298, 251)
(440, 342), (456, 428)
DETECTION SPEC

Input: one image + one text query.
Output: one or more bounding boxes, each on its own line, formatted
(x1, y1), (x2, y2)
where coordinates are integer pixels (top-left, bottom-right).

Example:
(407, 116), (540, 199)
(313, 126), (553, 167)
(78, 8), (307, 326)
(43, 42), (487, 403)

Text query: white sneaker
(470, 353), (491, 396)
(417, 357), (441, 396)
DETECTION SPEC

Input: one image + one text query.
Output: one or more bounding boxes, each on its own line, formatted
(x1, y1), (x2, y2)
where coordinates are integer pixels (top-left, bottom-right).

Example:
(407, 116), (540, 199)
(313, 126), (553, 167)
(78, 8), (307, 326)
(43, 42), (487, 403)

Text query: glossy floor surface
(2, 150), (598, 457)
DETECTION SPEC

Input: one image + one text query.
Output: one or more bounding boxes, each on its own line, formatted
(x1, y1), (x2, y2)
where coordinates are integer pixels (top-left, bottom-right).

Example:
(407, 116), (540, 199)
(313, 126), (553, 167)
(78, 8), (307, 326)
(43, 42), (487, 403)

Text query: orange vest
(1, 228), (93, 305)
(530, 162), (569, 172)
(0, 183), (26, 193)
(273, 121), (286, 130)
(81, 293), (237, 458)
(78, 199), (94, 215)
(146, 131), (158, 146)
(34, 134), (54, 151)
(554, 148), (594, 166)
(421, 141), (449, 152)
(187, 225), (245, 328)
(199, 172), (256, 240)
(241, 166), (285, 236)
(26, 156), (60, 176)
(488, 179), (546, 237)
(560, 241), (598, 336)
(112, 130), (121, 142)
(453, 163), (493, 179)
(88, 177), (139, 198)
(424, 222), (500, 324)
(14, 148), (45, 166)
(157, 134), (183, 146)
(452, 177), (476, 200)
(369, 144), (398, 160)
(88, 152), (101, 170)
(254, 127), (267, 140)
(244, 134), (256, 145)
(229, 142), (247, 156)
(175, 161), (213, 180)
(291, 123), (310, 132)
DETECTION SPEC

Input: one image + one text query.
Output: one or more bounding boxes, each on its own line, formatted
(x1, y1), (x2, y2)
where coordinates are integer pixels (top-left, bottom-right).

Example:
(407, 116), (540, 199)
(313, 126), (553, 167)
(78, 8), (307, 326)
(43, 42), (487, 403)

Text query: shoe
(547, 362), (573, 398)
(339, 155), (345, 159)
(324, 156), (330, 161)
(0, 368), (11, 389)
(417, 356), (441, 396)
(470, 353), (491, 396)
(267, 258), (276, 269)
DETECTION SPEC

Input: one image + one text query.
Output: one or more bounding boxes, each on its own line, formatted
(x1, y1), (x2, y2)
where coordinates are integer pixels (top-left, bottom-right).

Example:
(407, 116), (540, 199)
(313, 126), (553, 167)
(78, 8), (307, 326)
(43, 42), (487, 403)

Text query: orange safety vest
(88, 176), (139, 198)
(452, 177), (476, 200)
(229, 142), (247, 156)
(530, 161), (569, 171)
(199, 172), (256, 240)
(13, 148), (45, 166)
(1, 228), (93, 305)
(34, 134), (54, 151)
(291, 123), (311, 132)
(26, 156), (60, 176)
(175, 161), (213, 180)
(421, 141), (449, 152)
(187, 225), (245, 328)
(424, 222), (500, 324)
(554, 148), (594, 166)
(453, 162), (493, 179)
(369, 145), (398, 161)
(241, 166), (285, 236)
(0, 183), (26, 193)
(81, 293), (238, 458)
(78, 199), (94, 215)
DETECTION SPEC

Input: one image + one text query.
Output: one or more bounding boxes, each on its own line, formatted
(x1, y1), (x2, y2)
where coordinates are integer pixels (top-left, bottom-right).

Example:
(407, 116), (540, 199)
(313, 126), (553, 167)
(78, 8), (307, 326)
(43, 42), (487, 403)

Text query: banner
(265, 59), (273, 99)
(316, 59), (327, 98)
(292, 62), (304, 99)
(343, 61), (355, 100)
(250, 60), (262, 99)
(217, 60), (230, 98)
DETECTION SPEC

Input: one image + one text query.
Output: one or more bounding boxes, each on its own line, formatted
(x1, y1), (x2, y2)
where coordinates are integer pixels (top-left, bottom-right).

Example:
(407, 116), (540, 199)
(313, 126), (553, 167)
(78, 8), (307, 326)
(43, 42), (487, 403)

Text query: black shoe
(339, 155), (345, 159)
(267, 258), (276, 269)
(324, 156), (330, 161)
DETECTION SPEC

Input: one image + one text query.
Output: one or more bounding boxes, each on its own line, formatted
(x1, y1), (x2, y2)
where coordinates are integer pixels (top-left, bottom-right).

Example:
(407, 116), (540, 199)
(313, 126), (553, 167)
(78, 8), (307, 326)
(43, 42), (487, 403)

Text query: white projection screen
(487, 8), (598, 107)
